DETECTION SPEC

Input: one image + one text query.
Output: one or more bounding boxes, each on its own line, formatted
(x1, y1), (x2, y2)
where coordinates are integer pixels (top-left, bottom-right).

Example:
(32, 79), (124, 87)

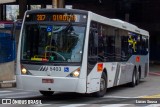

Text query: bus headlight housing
(68, 68), (80, 77)
(21, 68), (27, 74)
(73, 70), (80, 77)
(21, 65), (32, 75)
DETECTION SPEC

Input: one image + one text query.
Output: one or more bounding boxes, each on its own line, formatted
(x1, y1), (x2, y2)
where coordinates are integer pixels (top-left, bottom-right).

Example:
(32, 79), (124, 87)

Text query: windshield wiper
(63, 22), (72, 32)
(34, 20), (41, 32)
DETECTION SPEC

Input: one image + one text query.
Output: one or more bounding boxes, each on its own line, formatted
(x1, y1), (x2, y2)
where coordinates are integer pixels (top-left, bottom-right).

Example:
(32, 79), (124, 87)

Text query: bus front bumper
(16, 75), (86, 93)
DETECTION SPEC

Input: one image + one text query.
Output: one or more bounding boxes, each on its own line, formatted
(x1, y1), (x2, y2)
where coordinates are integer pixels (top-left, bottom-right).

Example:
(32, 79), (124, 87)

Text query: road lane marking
(149, 72), (160, 76)
(30, 104), (51, 107)
(103, 95), (147, 98)
(144, 104), (160, 107)
(141, 94), (160, 98)
(0, 90), (12, 93)
(60, 104), (88, 107)
(6, 94), (41, 98)
(0, 92), (35, 97)
(101, 104), (131, 107)
(103, 96), (135, 98)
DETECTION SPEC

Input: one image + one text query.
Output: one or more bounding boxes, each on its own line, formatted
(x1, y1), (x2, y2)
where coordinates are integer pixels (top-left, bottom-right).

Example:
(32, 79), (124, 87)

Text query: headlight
(21, 68), (27, 74)
(21, 65), (32, 75)
(73, 70), (80, 77)
(68, 67), (80, 77)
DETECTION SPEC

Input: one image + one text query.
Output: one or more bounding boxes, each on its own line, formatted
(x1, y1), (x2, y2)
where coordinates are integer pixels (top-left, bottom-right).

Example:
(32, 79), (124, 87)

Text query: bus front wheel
(93, 72), (107, 97)
(39, 91), (54, 96)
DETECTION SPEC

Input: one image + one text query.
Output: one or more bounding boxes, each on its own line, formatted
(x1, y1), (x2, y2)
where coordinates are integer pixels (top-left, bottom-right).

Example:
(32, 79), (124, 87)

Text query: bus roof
(25, 8), (88, 15)
(88, 11), (149, 36)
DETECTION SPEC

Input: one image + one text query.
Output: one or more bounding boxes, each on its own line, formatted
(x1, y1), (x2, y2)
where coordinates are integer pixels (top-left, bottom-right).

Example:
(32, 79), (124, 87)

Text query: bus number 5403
(50, 67), (61, 71)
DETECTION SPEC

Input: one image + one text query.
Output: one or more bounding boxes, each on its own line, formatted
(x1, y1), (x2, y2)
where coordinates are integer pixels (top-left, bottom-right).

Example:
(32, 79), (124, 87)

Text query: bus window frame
(20, 21), (88, 64)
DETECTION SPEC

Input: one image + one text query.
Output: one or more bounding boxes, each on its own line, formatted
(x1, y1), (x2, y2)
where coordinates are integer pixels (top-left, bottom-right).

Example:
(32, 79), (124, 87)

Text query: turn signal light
(97, 63), (103, 72)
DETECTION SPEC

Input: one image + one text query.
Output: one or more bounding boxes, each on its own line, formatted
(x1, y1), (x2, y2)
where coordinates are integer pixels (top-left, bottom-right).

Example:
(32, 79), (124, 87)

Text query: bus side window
(142, 36), (148, 55)
(96, 24), (104, 62)
(120, 30), (129, 61)
(99, 25), (116, 62)
(88, 22), (98, 64)
(145, 37), (149, 54)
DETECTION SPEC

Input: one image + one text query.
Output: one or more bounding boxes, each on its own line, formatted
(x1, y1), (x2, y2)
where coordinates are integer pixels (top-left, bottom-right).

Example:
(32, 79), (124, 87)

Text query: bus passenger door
(86, 22), (101, 93)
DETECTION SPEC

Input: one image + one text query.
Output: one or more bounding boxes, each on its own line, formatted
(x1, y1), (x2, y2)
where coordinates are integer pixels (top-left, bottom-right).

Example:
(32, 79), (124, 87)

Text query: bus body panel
(21, 64), (80, 77)
(86, 55), (148, 93)
(17, 64), (87, 93)
(87, 62), (118, 93)
(118, 63), (134, 85)
(16, 75), (86, 93)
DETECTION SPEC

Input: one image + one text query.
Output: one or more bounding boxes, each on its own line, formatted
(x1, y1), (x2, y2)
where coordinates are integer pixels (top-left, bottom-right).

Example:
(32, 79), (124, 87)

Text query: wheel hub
(100, 78), (105, 91)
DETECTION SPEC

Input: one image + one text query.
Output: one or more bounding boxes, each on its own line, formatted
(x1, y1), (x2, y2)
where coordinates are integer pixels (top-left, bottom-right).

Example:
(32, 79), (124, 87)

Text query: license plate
(42, 79), (54, 83)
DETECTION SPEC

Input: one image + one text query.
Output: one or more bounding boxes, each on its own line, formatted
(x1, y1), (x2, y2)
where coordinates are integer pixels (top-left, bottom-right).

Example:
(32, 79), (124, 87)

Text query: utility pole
(52, 0), (64, 8)
(58, 0), (64, 8)
(18, 0), (27, 19)
(52, 0), (57, 8)
(2, 5), (6, 20)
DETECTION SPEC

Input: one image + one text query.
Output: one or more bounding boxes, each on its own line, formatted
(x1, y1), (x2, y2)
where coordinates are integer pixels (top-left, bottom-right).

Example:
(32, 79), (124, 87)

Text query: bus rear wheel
(129, 69), (136, 87)
(136, 71), (140, 85)
(93, 72), (107, 97)
(39, 91), (54, 96)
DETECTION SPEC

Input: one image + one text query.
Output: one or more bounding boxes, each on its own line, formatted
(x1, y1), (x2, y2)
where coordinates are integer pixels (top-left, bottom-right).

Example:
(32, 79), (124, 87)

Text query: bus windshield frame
(20, 12), (87, 63)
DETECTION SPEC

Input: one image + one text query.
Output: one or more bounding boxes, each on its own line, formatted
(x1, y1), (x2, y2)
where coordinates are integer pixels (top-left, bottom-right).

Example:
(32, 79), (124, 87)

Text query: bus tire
(136, 71), (140, 85)
(93, 72), (107, 97)
(129, 69), (136, 87)
(39, 91), (54, 96)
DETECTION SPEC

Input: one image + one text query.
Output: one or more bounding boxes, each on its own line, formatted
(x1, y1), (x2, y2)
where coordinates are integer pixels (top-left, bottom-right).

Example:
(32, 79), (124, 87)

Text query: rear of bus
(16, 9), (88, 94)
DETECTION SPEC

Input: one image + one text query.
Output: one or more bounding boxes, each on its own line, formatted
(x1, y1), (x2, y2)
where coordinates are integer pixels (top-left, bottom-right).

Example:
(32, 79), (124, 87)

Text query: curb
(0, 80), (16, 88)
(149, 72), (160, 76)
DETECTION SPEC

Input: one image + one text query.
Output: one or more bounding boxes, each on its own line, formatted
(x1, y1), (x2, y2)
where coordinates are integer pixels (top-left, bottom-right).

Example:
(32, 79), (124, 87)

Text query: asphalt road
(0, 75), (160, 107)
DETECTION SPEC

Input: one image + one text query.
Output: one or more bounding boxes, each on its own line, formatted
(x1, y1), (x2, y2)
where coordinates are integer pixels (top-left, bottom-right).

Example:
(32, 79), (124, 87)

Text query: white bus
(16, 9), (149, 97)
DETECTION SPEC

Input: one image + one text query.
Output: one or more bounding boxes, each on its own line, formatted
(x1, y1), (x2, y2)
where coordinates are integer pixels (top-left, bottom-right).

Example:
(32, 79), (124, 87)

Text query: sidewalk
(0, 76), (16, 88)
(149, 64), (160, 76)
(0, 79), (16, 88)
(0, 61), (16, 88)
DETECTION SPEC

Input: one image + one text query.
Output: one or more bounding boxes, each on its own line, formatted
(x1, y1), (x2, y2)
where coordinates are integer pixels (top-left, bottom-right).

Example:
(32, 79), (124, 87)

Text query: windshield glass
(21, 22), (86, 62)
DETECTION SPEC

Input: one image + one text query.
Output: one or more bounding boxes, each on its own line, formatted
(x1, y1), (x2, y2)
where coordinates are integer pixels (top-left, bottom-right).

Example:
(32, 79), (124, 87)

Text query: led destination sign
(26, 13), (87, 22)
(52, 15), (77, 21)
(36, 14), (77, 21)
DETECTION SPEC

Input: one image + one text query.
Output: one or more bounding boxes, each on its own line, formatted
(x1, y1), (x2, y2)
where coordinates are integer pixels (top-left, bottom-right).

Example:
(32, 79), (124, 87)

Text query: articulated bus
(16, 9), (149, 97)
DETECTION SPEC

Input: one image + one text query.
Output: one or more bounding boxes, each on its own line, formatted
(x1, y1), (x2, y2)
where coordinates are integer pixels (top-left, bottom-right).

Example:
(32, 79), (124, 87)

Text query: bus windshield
(21, 13), (87, 63)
